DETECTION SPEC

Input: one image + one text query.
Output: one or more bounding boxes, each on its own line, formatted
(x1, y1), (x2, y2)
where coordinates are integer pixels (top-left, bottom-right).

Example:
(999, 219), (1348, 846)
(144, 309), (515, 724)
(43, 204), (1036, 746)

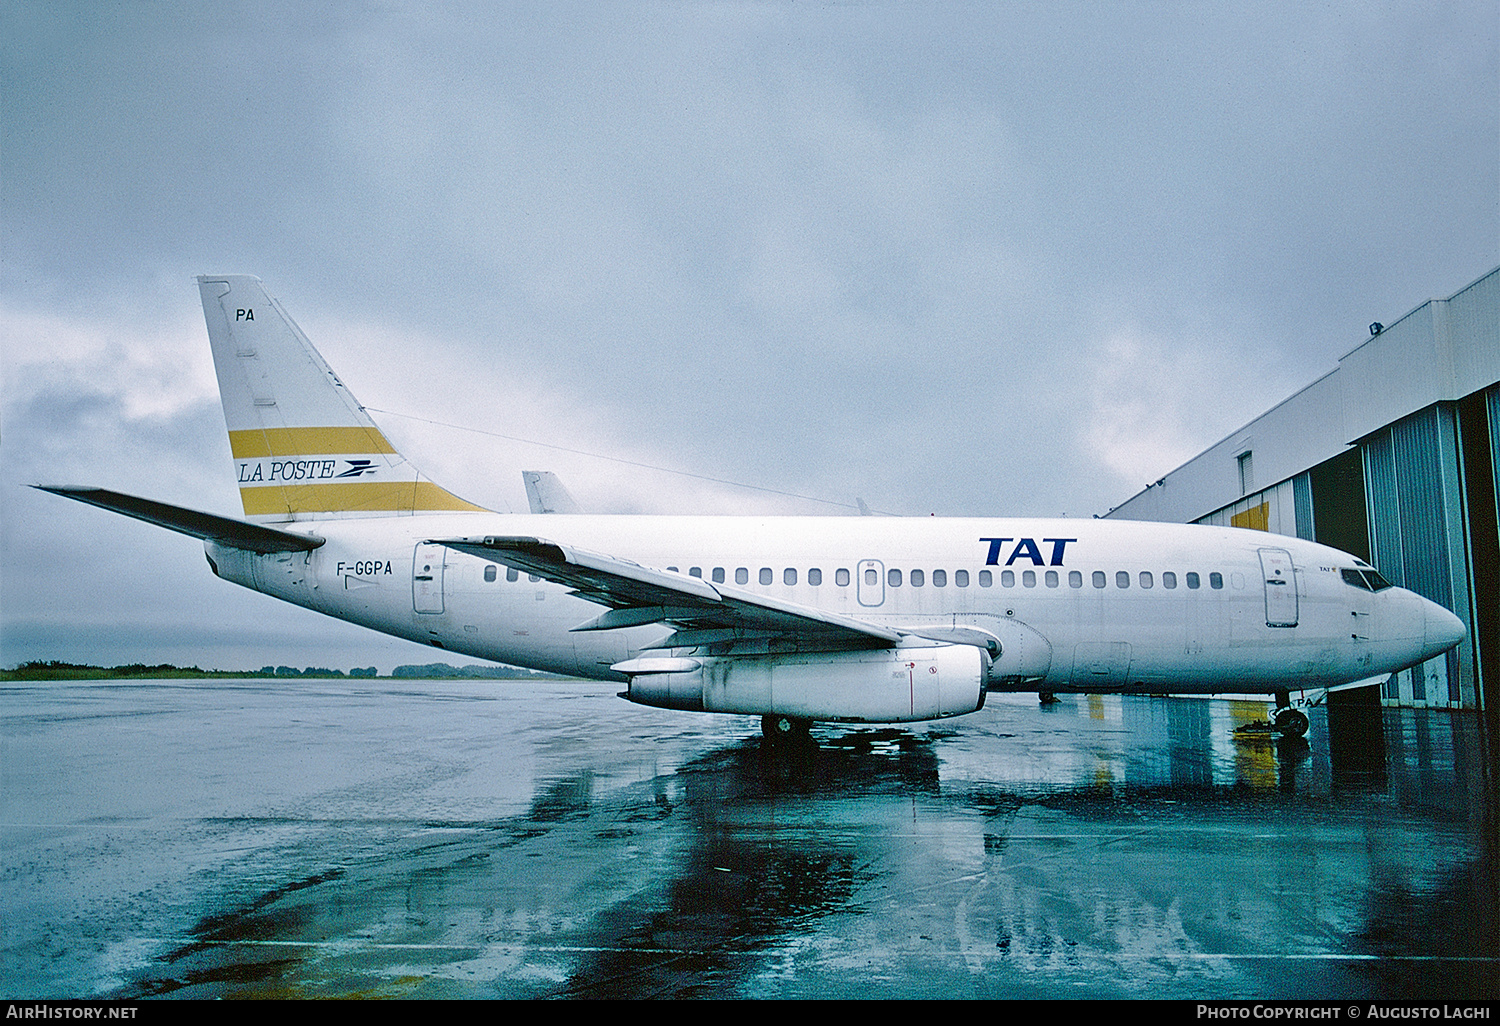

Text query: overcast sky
(3, 0), (1496, 671)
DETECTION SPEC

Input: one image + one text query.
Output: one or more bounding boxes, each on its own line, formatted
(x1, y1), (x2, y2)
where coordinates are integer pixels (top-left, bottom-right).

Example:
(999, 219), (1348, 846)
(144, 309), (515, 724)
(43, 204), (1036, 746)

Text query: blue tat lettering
(981, 538), (1012, 565)
(1043, 538), (1077, 566)
(1005, 537), (1045, 566)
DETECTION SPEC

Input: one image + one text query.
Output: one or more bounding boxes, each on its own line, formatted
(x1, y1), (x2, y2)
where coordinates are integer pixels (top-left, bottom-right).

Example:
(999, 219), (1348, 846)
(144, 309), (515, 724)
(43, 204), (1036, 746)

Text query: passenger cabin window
(1116, 571), (1130, 589)
(760, 568), (773, 586)
(1140, 571), (1153, 589)
(933, 569), (947, 587)
(736, 568), (749, 585)
(1209, 572), (1224, 589)
(528, 574), (540, 583)
(506, 568), (519, 582)
(1186, 572), (1200, 589)
(1162, 572), (1177, 589)
(865, 568), (878, 586)
(1001, 569), (1015, 587)
(809, 568), (822, 586)
(1045, 570), (1058, 588)
(689, 567), (702, 578)
(978, 570), (992, 587)
(784, 567), (797, 586)
(484, 565), (497, 582)
(712, 567), (725, 583)
(888, 568), (902, 587)
(1022, 570), (1036, 588)
(910, 569), (924, 587)
(955, 569), (969, 587)
(836, 568), (850, 586)
(1093, 571), (1106, 588)
(1069, 570), (1083, 588)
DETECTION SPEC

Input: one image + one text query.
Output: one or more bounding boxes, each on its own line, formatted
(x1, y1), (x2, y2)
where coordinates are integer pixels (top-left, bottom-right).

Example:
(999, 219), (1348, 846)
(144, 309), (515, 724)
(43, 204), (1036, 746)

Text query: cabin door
(1258, 547), (1298, 628)
(413, 542), (447, 614)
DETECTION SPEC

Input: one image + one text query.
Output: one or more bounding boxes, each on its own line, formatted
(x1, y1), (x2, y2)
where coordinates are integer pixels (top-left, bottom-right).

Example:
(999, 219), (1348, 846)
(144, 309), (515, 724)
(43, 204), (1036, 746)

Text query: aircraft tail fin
(197, 275), (487, 522)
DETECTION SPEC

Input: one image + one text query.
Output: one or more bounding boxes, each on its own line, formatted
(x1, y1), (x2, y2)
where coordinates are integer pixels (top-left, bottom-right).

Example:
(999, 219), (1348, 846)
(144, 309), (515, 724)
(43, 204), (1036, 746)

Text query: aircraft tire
(1274, 708), (1309, 738)
(762, 714), (812, 744)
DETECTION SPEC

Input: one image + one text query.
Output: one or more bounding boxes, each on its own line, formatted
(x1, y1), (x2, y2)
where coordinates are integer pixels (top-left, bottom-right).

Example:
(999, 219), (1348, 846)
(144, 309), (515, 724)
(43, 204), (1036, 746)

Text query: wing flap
(431, 534), (901, 648)
(37, 486), (324, 554)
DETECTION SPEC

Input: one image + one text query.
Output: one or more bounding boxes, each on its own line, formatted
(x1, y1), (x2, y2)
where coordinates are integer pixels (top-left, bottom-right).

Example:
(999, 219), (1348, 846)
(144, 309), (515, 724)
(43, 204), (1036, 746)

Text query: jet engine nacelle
(617, 643), (987, 723)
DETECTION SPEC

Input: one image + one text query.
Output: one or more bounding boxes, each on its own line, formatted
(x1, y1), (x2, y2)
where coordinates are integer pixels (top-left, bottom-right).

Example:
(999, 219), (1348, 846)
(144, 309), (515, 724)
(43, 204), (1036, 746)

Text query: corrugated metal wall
(1362, 405), (1473, 706)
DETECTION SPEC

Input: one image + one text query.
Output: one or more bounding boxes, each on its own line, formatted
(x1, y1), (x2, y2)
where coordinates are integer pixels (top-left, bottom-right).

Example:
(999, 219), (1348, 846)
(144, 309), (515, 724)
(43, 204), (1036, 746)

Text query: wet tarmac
(2, 678), (1496, 999)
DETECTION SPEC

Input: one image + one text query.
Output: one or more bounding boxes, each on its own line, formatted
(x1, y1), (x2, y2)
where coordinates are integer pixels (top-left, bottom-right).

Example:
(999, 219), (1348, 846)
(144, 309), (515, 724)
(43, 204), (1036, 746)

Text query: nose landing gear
(1273, 690), (1309, 737)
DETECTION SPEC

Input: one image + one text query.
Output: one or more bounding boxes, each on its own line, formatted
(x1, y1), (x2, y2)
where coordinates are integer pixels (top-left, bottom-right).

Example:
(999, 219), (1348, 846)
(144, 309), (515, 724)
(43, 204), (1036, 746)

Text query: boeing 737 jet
(41, 276), (1467, 741)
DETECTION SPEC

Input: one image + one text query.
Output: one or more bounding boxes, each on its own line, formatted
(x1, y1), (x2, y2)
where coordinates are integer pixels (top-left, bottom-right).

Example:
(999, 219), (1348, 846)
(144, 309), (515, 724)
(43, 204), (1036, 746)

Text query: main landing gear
(762, 714), (813, 745)
(1272, 690), (1309, 738)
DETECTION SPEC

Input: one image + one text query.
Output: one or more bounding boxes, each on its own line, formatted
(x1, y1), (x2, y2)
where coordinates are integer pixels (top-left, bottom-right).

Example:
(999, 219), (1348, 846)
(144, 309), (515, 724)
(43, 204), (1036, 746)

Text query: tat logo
(980, 537), (1077, 567)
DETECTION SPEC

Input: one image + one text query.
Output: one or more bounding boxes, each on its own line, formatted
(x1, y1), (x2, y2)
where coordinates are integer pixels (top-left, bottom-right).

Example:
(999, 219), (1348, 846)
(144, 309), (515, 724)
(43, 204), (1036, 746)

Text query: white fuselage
(205, 513), (1455, 698)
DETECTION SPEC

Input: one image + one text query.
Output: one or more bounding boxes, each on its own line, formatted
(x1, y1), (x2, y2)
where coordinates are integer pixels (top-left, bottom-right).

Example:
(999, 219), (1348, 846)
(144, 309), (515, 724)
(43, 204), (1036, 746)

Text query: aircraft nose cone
(1424, 602), (1466, 656)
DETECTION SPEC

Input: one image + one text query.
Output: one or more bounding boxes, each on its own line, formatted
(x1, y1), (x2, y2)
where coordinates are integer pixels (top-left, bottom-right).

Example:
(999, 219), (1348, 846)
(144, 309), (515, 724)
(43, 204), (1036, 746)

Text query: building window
(1237, 450), (1254, 495)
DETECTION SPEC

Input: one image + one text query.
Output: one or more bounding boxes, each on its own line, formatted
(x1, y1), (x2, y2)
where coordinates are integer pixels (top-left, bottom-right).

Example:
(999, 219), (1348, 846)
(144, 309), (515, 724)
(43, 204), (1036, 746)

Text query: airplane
(39, 275), (1467, 742)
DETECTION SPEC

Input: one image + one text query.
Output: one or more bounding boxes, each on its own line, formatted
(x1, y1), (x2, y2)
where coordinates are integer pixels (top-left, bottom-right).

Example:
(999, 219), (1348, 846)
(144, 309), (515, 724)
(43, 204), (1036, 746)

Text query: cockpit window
(1342, 568), (1393, 592)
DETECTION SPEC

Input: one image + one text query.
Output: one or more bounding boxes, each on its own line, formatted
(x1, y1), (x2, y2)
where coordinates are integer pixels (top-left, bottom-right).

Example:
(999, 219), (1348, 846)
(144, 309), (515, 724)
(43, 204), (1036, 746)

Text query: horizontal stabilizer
(36, 486), (324, 553)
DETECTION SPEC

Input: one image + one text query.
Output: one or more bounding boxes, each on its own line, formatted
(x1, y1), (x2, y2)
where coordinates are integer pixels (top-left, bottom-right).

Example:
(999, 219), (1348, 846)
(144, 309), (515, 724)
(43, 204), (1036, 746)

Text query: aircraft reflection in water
(95, 683), (1490, 1000)
(42, 276), (1465, 740)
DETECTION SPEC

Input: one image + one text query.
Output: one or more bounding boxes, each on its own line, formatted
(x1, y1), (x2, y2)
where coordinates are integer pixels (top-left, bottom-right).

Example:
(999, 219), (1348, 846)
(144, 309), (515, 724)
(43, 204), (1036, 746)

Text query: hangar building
(1107, 266), (1499, 711)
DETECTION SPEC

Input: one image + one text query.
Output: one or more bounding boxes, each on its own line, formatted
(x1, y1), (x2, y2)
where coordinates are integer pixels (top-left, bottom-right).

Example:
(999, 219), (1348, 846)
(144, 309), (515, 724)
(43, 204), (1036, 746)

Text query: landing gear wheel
(1039, 691), (1060, 705)
(762, 714), (812, 744)
(1274, 707), (1309, 738)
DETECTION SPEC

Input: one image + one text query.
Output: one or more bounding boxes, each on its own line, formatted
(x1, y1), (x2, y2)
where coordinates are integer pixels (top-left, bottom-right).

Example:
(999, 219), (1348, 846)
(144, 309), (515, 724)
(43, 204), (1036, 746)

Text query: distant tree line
(3, 660), (565, 681)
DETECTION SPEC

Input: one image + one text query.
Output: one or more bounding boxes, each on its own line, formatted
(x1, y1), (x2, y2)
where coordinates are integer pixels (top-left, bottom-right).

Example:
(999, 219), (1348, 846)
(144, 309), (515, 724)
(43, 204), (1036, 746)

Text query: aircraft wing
(37, 485), (325, 554)
(431, 534), (901, 649)
(521, 471), (582, 514)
